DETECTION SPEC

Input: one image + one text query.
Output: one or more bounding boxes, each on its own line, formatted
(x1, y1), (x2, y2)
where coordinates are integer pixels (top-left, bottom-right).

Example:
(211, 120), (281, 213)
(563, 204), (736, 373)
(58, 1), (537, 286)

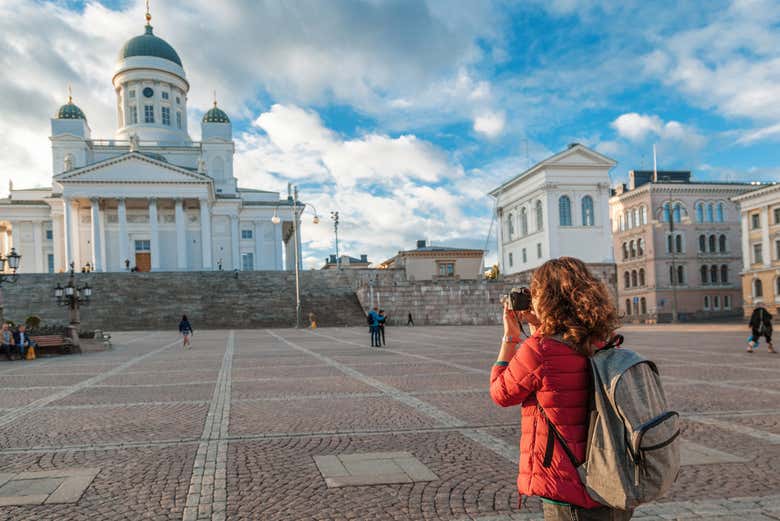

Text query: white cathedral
(0, 12), (302, 274)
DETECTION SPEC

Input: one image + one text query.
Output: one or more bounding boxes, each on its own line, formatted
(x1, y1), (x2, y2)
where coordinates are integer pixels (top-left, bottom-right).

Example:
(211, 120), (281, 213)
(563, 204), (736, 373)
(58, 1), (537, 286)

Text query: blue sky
(2, 0), (779, 267)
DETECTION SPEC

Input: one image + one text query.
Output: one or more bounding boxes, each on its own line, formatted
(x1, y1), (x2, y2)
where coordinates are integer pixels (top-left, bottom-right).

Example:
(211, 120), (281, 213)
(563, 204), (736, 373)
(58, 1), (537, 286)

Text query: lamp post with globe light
(53, 262), (93, 351)
(0, 248), (22, 324)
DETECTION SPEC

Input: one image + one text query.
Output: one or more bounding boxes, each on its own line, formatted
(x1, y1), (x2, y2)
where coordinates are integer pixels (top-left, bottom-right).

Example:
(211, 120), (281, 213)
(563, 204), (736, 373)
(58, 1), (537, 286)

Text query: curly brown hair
(530, 257), (619, 356)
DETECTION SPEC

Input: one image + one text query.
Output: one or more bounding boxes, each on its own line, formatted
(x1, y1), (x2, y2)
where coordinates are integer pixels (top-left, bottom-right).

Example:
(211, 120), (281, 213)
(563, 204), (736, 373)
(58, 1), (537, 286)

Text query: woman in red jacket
(490, 257), (630, 521)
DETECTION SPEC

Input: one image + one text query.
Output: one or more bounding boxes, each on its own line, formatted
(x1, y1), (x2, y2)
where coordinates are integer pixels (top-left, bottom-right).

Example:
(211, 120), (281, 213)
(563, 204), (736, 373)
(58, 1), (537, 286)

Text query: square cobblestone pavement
(0, 324), (779, 520)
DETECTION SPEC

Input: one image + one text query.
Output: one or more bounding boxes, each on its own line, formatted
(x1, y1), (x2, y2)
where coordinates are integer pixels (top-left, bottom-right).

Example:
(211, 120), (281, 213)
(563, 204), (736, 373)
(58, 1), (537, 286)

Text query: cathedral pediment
(54, 152), (212, 184)
(546, 144), (616, 167)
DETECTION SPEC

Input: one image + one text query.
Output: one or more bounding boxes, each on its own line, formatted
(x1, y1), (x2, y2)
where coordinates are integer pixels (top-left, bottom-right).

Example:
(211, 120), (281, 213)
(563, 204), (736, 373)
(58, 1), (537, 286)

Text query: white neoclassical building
(488, 143), (616, 274)
(0, 12), (302, 274)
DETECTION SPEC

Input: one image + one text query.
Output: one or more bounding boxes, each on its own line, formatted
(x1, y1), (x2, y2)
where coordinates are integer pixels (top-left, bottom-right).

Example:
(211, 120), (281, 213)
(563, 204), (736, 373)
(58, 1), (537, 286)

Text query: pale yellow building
(379, 240), (484, 281)
(733, 184), (780, 317)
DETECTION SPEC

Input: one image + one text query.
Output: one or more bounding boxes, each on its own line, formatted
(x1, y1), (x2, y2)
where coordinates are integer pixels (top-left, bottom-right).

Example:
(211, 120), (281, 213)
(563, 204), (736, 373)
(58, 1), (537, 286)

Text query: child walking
(179, 315), (193, 349)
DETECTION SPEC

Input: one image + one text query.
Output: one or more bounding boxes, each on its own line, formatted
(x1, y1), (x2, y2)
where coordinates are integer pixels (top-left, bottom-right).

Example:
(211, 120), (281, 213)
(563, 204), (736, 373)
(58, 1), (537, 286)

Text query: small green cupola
(56, 92), (87, 122)
(203, 101), (230, 124)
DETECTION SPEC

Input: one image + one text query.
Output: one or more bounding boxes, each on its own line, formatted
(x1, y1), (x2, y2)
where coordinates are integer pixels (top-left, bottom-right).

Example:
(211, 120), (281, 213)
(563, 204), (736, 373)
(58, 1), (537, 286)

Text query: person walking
(367, 307), (381, 347)
(179, 315), (193, 350)
(490, 257), (632, 520)
(407, 312), (414, 327)
(748, 304), (775, 353)
(378, 310), (387, 346)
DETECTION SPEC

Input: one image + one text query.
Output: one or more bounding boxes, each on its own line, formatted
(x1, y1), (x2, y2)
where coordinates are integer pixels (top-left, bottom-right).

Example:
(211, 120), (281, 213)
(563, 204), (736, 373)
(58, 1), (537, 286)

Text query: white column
(118, 198), (129, 270)
(761, 206), (771, 267)
(741, 210), (750, 271)
(63, 198), (73, 268)
(200, 198), (212, 269)
(253, 221), (263, 271)
(32, 220), (43, 273)
(90, 198), (103, 271)
(274, 221), (283, 270)
(149, 198), (160, 270)
(175, 198), (187, 269)
(230, 214), (240, 270)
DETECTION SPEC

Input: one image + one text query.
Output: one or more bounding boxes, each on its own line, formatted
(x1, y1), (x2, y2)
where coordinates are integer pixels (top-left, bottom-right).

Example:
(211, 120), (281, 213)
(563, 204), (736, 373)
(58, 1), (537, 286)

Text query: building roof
(118, 25), (182, 67)
(202, 104), (230, 124)
(56, 100), (87, 121)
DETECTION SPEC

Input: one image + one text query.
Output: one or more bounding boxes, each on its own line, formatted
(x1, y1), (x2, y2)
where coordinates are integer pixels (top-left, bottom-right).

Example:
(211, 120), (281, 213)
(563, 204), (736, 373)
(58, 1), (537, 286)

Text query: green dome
(203, 105), (230, 123)
(56, 100), (86, 121)
(118, 25), (182, 67)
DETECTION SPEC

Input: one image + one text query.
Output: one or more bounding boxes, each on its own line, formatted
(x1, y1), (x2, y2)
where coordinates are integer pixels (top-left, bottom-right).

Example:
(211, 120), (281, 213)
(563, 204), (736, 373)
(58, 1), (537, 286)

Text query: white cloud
(473, 111), (506, 138)
(611, 112), (705, 148)
(736, 123), (780, 145)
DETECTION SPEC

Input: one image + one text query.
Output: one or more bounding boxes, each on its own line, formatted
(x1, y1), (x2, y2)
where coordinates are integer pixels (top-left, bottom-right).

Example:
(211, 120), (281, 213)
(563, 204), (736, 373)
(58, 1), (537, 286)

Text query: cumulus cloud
(473, 111), (506, 138)
(611, 113), (705, 148)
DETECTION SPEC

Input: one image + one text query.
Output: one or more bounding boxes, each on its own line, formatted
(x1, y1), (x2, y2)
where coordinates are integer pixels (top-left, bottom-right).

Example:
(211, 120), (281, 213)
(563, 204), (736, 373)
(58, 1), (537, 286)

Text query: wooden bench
(31, 335), (75, 356)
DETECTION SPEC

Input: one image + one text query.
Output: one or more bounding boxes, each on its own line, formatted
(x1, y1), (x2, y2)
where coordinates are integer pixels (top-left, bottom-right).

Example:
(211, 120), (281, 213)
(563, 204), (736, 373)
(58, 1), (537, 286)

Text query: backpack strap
(538, 404), (581, 468)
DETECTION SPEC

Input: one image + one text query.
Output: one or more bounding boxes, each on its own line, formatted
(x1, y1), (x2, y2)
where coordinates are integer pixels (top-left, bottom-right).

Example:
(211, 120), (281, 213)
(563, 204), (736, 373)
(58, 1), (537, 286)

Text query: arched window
(677, 265), (684, 285)
(662, 203), (671, 222)
(673, 203), (682, 223)
(675, 234), (683, 253)
(640, 206), (647, 225)
(639, 268), (645, 286)
(632, 208), (639, 229)
(625, 299), (632, 316)
(622, 243), (628, 260)
(696, 202), (704, 223)
(701, 266), (708, 284)
(520, 207), (528, 236)
(640, 297), (647, 314)
(618, 214), (624, 232)
(709, 235), (716, 252)
(629, 240), (636, 258)
(507, 213), (514, 238)
(707, 203), (714, 222)
(754, 278), (763, 298)
(559, 196), (572, 226)
(667, 234), (673, 253)
(713, 296), (720, 309)
(582, 196), (594, 226)
(704, 296), (710, 309)
(721, 265), (728, 283)
(536, 200), (543, 231)
(699, 234), (706, 253)
(710, 265), (718, 284)
(719, 234), (726, 252)
(624, 271), (630, 289)
(631, 270), (638, 287)
(669, 265), (675, 284)
(637, 238), (644, 256)
(717, 203), (725, 222)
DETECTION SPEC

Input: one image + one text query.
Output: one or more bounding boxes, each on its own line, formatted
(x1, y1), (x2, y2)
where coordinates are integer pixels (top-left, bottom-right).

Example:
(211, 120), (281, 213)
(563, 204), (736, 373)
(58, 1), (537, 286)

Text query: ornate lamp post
(53, 262), (92, 350)
(330, 211), (341, 270)
(0, 248), (22, 323)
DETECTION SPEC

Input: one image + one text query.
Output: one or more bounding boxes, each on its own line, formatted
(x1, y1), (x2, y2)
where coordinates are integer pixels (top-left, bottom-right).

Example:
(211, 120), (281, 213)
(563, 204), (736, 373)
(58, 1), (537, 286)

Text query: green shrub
(25, 315), (41, 331)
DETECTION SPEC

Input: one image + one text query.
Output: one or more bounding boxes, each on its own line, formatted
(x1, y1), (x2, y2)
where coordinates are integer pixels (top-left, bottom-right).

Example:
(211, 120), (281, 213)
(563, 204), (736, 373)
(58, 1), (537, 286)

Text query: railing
(88, 139), (201, 148)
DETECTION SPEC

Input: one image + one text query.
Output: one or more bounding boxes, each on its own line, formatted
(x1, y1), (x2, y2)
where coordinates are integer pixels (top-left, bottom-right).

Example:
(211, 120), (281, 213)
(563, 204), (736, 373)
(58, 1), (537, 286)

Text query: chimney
(360, 254), (367, 262)
(416, 239), (426, 249)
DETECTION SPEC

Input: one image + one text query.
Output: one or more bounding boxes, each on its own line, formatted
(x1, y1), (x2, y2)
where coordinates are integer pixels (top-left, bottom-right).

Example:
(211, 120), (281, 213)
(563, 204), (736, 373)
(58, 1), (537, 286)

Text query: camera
(502, 287), (531, 311)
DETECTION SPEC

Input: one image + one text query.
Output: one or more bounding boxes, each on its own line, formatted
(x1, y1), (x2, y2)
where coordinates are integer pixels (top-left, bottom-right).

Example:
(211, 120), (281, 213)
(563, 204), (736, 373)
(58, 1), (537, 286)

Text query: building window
(707, 203), (714, 222)
(241, 229), (253, 239)
(724, 295), (731, 309)
(437, 262), (455, 277)
(710, 265), (718, 284)
(662, 202), (671, 222)
(699, 234), (706, 253)
(640, 297), (647, 314)
(667, 234), (673, 253)
(559, 196), (572, 226)
(522, 248), (527, 263)
(582, 196), (594, 226)
(162, 91), (169, 100)
(704, 296), (710, 310)
(721, 264), (728, 283)
(709, 234), (716, 253)
(537, 243), (542, 258)
(507, 213), (515, 238)
(696, 203), (704, 223)
(508, 252), (513, 267)
(675, 234), (683, 253)
(774, 207), (780, 224)
(521, 207), (528, 236)
(624, 271), (630, 289)
(673, 203), (682, 223)
(618, 214), (624, 232)
(754, 243), (763, 264)
(622, 243), (628, 260)
(776, 239), (780, 260)
(144, 104), (154, 123)
(675, 265), (684, 285)
(241, 252), (254, 271)
(754, 278), (763, 298)
(719, 234), (727, 253)
(639, 268), (645, 286)
(129, 89), (136, 98)
(631, 270), (638, 287)
(637, 238), (644, 256)
(625, 299), (631, 315)
(135, 240), (151, 251)
(45, 229), (53, 240)
(717, 203), (725, 222)
(536, 200), (543, 231)
(713, 295), (720, 310)
(640, 206), (647, 225)
(176, 96), (181, 104)
(162, 107), (170, 126)
(129, 105), (138, 125)
(176, 111), (182, 129)
(630, 240), (636, 258)
(752, 213), (761, 229)
(47, 254), (54, 273)
(701, 265), (708, 284)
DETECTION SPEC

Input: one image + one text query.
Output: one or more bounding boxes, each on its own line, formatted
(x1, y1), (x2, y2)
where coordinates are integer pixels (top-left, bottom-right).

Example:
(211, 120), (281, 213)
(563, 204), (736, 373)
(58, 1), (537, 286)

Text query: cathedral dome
(203, 105), (230, 123)
(56, 99), (87, 121)
(118, 25), (182, 67)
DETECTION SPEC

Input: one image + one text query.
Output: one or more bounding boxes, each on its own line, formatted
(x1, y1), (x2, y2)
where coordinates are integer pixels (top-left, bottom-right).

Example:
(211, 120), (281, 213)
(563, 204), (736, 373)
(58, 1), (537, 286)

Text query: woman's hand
(503, 302), (522, 338)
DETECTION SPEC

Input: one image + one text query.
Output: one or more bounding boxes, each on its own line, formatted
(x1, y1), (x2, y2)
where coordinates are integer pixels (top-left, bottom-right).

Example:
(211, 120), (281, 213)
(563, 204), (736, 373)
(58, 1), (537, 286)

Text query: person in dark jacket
(378, 310), (387, 346)
(179, 315), (193, 350)
(748, 304), (775, 353)
(490, 257), (630, 520)
(367, 307), (381, 347)
(13, 325), (37, 360)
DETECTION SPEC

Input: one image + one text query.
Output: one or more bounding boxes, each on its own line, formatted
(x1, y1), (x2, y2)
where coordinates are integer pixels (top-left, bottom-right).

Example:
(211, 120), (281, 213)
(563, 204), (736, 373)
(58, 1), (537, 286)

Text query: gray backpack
(539, 335), (681, 510)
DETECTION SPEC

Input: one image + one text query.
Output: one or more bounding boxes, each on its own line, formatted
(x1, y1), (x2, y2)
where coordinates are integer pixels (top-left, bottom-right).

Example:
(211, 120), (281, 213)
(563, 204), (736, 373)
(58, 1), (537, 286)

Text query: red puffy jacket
(490, 333), (602, 509)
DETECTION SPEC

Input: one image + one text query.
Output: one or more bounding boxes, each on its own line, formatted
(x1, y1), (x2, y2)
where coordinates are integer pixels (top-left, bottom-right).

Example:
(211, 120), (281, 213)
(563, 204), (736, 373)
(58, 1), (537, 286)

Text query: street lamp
(0, 248), (21, 323)
(271, 186), (319, 327)
(330, 211), (341, 270)
(53, 262), (92, 351)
